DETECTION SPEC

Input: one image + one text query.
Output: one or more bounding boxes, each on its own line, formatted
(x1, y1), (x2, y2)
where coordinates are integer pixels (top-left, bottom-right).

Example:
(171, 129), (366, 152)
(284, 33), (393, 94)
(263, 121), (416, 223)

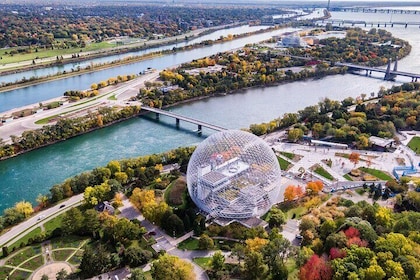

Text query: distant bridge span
(141, 106), (227, 133)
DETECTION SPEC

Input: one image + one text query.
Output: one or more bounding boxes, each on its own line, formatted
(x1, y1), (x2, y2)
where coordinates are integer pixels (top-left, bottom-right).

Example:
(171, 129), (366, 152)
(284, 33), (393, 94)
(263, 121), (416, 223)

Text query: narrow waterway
(0, 26), (295, 113)
(0, 25), (271, 84)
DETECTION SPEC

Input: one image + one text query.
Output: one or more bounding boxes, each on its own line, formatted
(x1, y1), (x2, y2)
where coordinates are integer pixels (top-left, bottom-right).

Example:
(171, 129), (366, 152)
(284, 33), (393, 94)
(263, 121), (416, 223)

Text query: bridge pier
(176, 118), (180, 127)
(155, 112), (160, 120)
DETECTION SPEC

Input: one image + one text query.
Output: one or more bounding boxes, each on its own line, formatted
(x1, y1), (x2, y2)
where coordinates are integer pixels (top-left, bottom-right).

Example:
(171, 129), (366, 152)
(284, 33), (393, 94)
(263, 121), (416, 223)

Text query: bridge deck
(141, 106), (227, 132)
(335, 62), (420, 79)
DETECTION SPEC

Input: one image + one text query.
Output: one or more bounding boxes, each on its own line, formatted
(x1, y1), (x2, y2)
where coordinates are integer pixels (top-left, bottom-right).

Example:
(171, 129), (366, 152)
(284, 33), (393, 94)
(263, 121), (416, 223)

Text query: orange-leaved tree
(306, 181), (324, 195)
(284, 185), (304, 201)
(349, 152), (360, 167)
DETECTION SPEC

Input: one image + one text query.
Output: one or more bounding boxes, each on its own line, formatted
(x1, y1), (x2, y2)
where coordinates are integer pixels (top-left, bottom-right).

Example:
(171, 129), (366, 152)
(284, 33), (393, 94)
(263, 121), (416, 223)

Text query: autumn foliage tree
(300, 254), (333, 280)
(306, 181), (324, 195)
(284, 185), (304, 201)
(349, 152), (360, 166)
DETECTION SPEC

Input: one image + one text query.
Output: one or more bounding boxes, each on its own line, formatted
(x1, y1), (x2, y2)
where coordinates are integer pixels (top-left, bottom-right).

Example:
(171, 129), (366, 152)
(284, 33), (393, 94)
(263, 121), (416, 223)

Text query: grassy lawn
(43, 214), (63, 235)
(0, 267), (13, 279)
(194, 257), (212, 270)
(5, 246), (41, 266)
(108, 94), (117, 100)
(8, 227), (42, 252)
(277, 156), (291, 171)
(343, 174), (353, 181)
(359, 167), (393, 181)
(68, 250), (84, 265)
(20, 255), (44, 271)
(407, 136), (420, 154)
(0, 42), (114, 65)
(165, 177), (187, 209)
(8, 270), (31, 280)
(178, 237), (199, 250)
(52, 249), (75, 262)
(50, 235), (87, 250)
(279, 151), (295, 160)
(313, 166), (334, 181)
(286, 206), (307, 219)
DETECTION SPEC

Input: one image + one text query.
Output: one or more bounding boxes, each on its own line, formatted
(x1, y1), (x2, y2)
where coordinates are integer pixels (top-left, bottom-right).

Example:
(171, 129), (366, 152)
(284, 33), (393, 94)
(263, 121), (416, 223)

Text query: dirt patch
(31, 262), (72, 280)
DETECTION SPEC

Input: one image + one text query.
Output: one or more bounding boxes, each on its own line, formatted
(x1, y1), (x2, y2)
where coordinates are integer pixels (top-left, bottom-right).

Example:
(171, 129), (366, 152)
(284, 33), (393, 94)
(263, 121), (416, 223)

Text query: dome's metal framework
(187, 130), (282, 221)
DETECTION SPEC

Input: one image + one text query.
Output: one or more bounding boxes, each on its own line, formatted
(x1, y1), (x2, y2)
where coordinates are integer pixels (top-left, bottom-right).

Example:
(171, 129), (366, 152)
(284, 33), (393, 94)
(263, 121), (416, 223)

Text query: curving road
(0, 194), (84, 248)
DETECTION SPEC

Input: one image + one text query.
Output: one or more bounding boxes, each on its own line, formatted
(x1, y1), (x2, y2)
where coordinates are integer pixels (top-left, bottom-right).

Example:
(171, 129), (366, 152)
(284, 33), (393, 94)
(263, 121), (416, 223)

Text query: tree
(56, 268), (68, 280)
(244, 251), (268, 280)
(268, 208), (286, 228)
(128, 268), (146, 280)
(363, 264), (386, 280)
(211, 251), (225, 272)
(124, 246), (153, 267)
(283, 185), (304, 201)
(61, 207), (84, 235)
(348, 152), (360, 166)
(83, 209), (101, 237)
(130, 188), (155, 211)
(306, 181), (323, 195)
(246, 237), (269, 252)
(36, 194), (49, 209)
(83, 182), (111, 207)
(199, 234), (214, 250)
(288, 128), (304, 142)
(79, 245), (112, 278)
(41, 275), (49, 280)
(151, 254), (195, 280)
(300, 254), (332, 280)
(15, 201), (33, 218)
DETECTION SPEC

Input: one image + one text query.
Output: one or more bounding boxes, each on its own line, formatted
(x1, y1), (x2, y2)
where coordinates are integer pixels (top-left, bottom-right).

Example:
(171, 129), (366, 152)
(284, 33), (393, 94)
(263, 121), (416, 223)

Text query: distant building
(369, 136), (395, 151)
(277, 33), (307, 48)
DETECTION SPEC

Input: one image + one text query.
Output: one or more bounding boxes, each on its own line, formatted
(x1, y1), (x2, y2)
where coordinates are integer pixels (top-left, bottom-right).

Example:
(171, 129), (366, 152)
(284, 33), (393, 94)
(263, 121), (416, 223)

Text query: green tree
(243, 251), (268, 280)
(288, 128), (304, 142)
(79, 245), (112, 278)
(128, 268), (146, 280)
(56, 268), (68, 280)
(151, 254), (195, 280)
(199, 234), (214, 250)
(62, 207), (83, 235)
(363, 264), (386, 280)
(211, 251), (225, 272)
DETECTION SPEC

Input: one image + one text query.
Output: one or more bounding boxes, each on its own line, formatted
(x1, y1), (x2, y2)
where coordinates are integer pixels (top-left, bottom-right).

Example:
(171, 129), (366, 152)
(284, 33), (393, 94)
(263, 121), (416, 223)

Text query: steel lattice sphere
(187, 130), (282, 220)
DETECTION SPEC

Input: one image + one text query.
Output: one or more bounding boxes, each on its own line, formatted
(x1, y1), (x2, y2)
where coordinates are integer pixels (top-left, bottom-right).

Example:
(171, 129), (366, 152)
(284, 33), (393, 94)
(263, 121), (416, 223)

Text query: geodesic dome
(187, 130), (282, 220)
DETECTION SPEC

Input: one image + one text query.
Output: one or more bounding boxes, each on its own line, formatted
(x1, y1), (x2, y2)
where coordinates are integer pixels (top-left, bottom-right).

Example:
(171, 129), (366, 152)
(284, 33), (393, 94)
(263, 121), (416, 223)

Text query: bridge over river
(141, 106), (227, 133)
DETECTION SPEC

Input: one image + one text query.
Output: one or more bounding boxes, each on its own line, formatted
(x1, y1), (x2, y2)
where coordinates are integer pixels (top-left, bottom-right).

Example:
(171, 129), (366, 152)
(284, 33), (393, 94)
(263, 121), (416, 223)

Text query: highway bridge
(141, 106), (227, 133)
(321, 19), (420, 28)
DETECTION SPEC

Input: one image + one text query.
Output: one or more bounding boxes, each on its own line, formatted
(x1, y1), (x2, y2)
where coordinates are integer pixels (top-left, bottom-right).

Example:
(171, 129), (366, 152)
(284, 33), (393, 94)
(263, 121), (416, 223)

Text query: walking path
(118, 198), (209, 280)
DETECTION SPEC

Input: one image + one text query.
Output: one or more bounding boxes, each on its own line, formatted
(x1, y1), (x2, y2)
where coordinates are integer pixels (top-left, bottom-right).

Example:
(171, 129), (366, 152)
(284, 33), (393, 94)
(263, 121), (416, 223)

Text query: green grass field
(279, 151), (295, 160)
(7, 227), (42, 252)
(277, 156), (291, 171)
(43, 214), (63, 235)
(359, 167), (393, 181)
(194, 257), (212, 270)
(343, 174), (353, 181)
(0, 42), (113, 65)
(407, 136), (420, 154)
(314, 166), (334, 181)
(178, 238), (199, 250)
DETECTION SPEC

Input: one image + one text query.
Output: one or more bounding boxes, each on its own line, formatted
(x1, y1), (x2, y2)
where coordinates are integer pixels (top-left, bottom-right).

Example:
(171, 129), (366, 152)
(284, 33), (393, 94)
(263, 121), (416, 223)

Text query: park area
(0, 235), (87, 280)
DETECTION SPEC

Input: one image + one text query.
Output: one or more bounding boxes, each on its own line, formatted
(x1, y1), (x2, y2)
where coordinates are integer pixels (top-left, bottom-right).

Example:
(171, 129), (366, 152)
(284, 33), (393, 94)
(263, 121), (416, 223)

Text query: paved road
(0, 71), (159, 144)
(0, 194), (84, 248)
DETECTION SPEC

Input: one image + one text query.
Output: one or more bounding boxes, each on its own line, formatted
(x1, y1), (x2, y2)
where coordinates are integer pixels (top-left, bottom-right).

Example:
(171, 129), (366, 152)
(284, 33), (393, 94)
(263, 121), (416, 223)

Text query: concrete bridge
(321, 19), (420, 28)
(331, 7), (419, 15)
(141, 106), (227, 133)
(335, 59), (420, 81)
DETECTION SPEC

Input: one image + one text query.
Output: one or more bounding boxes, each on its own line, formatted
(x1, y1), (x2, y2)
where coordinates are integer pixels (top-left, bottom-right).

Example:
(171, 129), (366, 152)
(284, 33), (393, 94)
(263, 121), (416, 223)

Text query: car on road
(59, 204), (65, 209)
(37, 215), (45, 220)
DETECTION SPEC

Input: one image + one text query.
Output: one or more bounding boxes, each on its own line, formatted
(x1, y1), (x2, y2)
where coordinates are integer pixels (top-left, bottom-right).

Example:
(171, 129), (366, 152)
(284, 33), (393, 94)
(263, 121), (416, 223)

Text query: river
(0, 25), (296, 113)
(0, 10), (419, 211)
